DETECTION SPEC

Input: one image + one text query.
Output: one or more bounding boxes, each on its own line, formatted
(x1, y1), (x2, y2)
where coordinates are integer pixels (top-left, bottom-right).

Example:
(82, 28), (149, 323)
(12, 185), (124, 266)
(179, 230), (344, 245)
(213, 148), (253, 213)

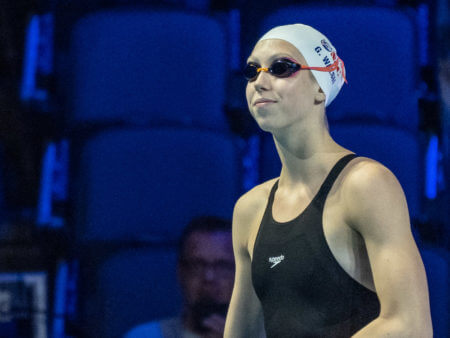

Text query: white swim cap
(258, 24), (347, 107)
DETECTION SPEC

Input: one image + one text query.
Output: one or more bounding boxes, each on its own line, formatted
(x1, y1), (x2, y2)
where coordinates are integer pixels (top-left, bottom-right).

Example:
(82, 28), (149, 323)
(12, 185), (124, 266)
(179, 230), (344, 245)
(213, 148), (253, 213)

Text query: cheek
(180, 273), (199, 292)
(182, 278), (201, 302)
(283, 81), (312, 107)
(245, 84), (254, 105)
(214, 278), (235, 302)
(245, 85), (257, 117)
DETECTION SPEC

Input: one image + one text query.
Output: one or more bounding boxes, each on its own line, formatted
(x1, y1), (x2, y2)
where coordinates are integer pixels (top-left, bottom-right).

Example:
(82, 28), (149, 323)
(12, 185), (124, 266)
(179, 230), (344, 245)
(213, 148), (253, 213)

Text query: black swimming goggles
(244, 57), (347, 83)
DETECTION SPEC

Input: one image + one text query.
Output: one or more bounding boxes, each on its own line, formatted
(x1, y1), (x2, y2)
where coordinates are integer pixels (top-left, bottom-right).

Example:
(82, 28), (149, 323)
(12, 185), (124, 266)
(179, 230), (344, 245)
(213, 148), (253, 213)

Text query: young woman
(224, 24), (432, 337)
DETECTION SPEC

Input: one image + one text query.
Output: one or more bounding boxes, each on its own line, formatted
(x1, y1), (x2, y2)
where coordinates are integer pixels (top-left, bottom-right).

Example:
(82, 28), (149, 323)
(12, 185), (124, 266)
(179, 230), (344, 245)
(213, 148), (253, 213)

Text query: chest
(248, 191), (374, 290)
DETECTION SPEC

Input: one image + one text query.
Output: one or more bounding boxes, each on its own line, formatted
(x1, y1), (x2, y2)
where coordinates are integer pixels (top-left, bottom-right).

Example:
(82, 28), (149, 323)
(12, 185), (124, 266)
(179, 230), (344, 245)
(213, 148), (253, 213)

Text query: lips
(253, 98), (277, 106)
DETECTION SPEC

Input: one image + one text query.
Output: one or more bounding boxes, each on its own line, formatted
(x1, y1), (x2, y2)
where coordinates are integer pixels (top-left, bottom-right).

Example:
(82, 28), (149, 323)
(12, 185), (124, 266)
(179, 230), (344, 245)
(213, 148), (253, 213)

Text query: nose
(253, 68), (272, 92)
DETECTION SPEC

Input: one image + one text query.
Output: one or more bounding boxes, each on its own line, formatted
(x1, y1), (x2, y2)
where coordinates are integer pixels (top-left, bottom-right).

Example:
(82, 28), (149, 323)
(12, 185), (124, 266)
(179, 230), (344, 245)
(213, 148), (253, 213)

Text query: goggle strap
(300, 58), (348, 84)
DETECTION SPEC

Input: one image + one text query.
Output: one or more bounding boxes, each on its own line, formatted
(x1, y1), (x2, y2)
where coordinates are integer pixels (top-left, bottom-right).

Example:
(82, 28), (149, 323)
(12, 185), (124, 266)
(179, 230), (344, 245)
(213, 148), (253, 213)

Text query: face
(178, 230), (234, 307)
(245, 39), (324, 132)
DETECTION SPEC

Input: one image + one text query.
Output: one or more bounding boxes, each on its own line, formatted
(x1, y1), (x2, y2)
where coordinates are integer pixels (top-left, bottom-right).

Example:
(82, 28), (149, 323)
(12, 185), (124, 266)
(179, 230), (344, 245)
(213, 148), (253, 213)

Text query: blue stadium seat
(67, 9), (228, 129)
(258, 6), (419, 129)
(260, 122), (422, 219)
(72, 127), (243, 242)
(80, 247), (181, 338)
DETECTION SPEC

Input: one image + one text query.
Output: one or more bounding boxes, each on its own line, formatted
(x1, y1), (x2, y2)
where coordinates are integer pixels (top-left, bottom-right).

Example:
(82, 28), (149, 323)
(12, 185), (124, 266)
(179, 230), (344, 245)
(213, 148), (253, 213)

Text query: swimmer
(224, 24), (432, 338)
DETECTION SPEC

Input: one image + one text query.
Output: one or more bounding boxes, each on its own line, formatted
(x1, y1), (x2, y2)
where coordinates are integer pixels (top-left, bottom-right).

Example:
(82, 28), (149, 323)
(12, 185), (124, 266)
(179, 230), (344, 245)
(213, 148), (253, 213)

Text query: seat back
(72, 127), (243, 242)
(79, 247), (180, 338)
(68, 10), (228, 129)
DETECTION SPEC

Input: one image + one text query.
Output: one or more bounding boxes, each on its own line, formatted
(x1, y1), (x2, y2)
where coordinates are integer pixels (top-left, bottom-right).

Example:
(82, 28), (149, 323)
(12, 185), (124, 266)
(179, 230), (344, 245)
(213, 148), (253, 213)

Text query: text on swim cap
(314, 46), (337, 84)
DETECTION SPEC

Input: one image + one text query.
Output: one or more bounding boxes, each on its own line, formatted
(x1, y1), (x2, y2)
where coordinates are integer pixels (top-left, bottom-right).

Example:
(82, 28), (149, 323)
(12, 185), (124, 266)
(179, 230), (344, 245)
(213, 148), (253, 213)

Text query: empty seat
(72, 127), (243, 242)
(67, 9), (228, 129)
(79, 247), (181, 338)
(258, 6), (419, 129)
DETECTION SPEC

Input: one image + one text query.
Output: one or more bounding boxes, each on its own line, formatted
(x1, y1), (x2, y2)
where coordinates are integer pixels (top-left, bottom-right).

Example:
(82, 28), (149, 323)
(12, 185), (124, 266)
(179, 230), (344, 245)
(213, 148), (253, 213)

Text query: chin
(252, 114), (273, 131)
(255, 119), (286, 134)
(258, 125), (276, 133)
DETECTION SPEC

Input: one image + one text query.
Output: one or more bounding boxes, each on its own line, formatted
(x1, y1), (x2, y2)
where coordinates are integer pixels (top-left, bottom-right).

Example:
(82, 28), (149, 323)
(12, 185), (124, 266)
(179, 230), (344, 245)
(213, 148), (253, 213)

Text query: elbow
(378, 301), (433, 337)
(369, 311), (433, 338)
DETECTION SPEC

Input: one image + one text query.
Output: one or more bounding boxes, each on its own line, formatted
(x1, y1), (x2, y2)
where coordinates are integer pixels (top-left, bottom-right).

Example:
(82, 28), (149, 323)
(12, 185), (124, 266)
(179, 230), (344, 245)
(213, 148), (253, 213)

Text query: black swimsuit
(251, 154), (380, 337)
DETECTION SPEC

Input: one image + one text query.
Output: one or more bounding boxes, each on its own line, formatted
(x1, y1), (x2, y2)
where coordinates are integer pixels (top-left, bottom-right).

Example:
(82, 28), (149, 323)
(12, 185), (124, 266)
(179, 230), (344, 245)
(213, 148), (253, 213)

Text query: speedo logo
(268, 255), (285, 268)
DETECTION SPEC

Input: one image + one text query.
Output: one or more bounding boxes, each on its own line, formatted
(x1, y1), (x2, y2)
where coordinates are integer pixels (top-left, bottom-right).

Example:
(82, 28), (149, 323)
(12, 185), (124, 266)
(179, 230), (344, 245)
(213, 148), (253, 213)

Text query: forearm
(352, 316), (432, 338)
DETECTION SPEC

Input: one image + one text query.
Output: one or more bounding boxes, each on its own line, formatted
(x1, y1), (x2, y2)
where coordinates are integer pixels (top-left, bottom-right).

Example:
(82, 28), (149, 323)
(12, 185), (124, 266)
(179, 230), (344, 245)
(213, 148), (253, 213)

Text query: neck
(272, 116), (347, 187)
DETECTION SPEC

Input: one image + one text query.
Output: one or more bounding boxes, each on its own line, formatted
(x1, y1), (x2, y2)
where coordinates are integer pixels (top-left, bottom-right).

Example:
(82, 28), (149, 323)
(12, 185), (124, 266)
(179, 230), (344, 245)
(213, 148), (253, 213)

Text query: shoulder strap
(314, 154), (357, 209)
(267, 179), (279, 208)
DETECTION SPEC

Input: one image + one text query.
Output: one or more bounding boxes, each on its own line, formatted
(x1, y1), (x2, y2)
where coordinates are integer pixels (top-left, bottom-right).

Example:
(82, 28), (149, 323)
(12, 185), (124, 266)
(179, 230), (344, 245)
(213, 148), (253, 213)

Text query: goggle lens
(271, 61), (293, 77)
(244, 64), (259, 81)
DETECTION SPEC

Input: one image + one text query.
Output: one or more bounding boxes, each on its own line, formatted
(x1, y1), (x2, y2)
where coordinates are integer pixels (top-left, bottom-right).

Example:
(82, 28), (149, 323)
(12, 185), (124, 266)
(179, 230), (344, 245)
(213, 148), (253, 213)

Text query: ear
(314, 86), (326, 105)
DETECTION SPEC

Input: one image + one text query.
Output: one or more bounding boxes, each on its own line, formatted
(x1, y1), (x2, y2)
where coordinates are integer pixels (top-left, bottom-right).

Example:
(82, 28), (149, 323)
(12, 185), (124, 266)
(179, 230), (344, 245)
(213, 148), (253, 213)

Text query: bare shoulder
(340, 157), (410, 236)
(232, 178), (278, 248)
(234, 178), (277, 219)
(342, 157), (405, 201)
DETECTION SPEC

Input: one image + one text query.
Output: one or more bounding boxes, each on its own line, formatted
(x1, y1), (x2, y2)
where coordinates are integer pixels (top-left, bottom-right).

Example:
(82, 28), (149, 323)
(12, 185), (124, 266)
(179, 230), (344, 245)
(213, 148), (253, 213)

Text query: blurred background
(0, 0), (448, 337)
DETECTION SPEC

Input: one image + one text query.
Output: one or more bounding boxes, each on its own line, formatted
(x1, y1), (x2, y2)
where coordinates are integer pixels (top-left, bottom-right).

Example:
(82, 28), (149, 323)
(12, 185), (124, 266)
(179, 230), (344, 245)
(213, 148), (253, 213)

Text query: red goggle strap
(300, 57), (347, 84)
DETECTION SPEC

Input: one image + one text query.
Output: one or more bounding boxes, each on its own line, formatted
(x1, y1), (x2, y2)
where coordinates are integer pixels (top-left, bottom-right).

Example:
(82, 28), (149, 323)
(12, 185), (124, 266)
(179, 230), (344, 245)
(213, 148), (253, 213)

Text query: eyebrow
(247, 53), (298, 64)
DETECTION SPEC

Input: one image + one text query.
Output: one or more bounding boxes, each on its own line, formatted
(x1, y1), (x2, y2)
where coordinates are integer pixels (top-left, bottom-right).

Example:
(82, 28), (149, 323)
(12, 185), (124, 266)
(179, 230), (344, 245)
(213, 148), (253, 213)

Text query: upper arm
(224, 191), (265, 338)
(344, 160), (432, 336)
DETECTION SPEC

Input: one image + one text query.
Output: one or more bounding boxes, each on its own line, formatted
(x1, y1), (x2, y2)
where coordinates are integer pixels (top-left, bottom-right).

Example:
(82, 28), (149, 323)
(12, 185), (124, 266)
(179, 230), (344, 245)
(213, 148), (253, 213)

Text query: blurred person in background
(125, 216), (235, 338)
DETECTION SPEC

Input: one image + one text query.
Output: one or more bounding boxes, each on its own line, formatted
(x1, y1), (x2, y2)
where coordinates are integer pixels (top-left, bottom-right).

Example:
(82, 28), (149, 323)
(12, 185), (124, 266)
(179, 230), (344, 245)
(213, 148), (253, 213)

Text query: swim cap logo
(321, 39), (333, 52)
(331, 51), (345, 82)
